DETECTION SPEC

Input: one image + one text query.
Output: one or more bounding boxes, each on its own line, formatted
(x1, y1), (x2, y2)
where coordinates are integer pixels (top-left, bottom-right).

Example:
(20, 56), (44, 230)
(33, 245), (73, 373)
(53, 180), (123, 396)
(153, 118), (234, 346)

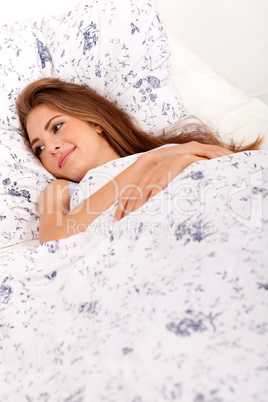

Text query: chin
(69, 172), (85, 183)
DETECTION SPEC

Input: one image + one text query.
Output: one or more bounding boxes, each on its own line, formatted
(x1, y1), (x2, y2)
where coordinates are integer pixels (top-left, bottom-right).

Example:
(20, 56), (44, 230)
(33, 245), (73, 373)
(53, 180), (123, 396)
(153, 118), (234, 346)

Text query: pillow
(42, 0), (187, 131)
(0, 0), (186, 248)
(0, 20), (53, 247)
(0, 131), (53, 247)
(151, 4), (268, 150)
(166, 29), (268, 149)
(0, 20), (51, 130)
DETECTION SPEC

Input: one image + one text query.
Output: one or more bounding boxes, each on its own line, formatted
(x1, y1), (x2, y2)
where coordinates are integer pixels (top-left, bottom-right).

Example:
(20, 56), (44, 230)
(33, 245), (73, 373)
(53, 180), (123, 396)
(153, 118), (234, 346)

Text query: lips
(58, 147), (76, 168)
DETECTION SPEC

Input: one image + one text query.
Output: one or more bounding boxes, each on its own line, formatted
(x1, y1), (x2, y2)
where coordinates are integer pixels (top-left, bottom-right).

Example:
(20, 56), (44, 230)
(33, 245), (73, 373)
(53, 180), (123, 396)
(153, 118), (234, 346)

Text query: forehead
(27, 104), (58, 124)
(26, 105), (60, 138)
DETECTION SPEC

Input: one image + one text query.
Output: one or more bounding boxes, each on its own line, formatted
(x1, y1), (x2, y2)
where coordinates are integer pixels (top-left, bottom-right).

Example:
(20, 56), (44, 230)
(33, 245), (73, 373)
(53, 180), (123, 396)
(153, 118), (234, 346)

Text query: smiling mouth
(58, 147), (76, 168)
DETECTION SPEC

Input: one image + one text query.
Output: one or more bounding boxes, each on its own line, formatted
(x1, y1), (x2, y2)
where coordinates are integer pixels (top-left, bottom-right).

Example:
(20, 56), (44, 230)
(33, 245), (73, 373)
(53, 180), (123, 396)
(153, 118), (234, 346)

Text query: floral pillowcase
(0, 0), (186, 248)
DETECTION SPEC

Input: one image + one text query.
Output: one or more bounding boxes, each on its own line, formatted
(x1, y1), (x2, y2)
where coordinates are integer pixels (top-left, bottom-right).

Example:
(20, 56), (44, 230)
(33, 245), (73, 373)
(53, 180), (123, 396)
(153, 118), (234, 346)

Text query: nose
(46, 140), (62, 155)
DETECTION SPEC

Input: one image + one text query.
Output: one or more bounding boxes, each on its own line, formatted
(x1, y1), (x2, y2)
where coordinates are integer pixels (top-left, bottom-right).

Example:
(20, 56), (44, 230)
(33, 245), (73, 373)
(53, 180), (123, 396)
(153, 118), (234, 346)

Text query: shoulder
(40, 179), (70, 213)
(39, 179), (71, 242)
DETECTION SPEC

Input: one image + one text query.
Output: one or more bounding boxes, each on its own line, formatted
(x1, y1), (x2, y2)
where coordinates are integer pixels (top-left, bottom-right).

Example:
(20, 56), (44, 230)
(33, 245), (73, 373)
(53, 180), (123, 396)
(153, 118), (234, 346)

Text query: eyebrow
(45, 115), (61, 130)
(30, 115), (62, 149)
(30, 137), (40, 149)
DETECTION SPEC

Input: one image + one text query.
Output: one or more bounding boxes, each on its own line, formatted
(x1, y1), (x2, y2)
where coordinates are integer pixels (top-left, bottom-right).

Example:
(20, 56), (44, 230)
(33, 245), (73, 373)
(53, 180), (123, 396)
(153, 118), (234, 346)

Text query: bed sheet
(0, 151), (268, 401)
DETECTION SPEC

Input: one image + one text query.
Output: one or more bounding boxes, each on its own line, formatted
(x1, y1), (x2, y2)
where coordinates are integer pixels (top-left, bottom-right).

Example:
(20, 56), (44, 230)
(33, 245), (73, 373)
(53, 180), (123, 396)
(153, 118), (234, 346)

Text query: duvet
(1, 150), (268, 401)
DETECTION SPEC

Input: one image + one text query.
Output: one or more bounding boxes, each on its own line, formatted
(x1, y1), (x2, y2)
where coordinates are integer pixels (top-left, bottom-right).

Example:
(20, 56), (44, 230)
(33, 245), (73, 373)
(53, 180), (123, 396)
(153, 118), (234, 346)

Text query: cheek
(41, 154), (57, 172)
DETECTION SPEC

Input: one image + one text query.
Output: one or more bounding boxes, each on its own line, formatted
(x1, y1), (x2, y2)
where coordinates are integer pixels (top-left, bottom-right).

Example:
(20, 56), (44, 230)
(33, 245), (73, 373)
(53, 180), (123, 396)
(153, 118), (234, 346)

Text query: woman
(16, 78), (262, 243)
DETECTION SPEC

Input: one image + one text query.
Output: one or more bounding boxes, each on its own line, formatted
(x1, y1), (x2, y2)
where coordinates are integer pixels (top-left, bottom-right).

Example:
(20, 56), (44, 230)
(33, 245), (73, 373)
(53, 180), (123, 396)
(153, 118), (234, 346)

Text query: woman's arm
(113, 142), (234, 220)
(146, 141), (233, 161)
(39, 142), (232, 242)
(39, 151), (156, 242)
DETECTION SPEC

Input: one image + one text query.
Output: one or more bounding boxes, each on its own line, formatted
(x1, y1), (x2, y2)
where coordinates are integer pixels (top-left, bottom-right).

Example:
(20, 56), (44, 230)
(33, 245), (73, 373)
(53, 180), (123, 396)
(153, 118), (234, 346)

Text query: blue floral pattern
(42, 0), (187, 131)
(0, 0), (267, 399)
(0, 131), (53, 247)
(0, 0), (187, 248)
(36, 38), (51, 68)
(0, 150), (267, 401)
(82, 22), (99, 54)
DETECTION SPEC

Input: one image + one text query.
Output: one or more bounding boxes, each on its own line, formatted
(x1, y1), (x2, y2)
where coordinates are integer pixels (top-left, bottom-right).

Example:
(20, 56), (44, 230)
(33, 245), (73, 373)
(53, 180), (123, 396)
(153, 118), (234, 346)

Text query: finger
(192, 143), (234, 159)
(113, 197), (125, 222)
(120, 192), (144, 218)
(113, 180), (160, 222)
(113, 187), (143, 222)
(113, 193), (135, 221)
(123, 182), (164, 217)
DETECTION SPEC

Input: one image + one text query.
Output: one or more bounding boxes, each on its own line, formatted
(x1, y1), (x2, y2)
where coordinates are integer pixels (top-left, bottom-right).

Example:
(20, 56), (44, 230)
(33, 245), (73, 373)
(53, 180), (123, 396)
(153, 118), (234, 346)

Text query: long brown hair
(16, 78), (262, 154)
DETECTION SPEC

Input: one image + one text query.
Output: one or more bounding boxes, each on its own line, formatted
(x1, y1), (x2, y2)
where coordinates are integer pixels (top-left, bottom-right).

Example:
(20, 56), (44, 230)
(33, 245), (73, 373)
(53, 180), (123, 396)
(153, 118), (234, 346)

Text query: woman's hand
(145, 141), (233, 163)
(113, 153), (205, 222)
(39, 142), (231, 241)
(113, 142), (232, 222)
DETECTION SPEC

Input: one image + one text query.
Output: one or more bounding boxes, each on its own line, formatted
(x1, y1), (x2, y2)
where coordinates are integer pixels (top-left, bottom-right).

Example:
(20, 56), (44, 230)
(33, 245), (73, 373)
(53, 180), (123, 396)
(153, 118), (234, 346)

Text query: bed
(0, 0), (267, 400)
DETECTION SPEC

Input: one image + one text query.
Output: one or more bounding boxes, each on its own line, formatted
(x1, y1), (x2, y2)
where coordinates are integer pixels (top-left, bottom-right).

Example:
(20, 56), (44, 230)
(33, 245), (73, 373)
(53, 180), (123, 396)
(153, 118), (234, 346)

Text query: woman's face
(26, 104), (119, 182)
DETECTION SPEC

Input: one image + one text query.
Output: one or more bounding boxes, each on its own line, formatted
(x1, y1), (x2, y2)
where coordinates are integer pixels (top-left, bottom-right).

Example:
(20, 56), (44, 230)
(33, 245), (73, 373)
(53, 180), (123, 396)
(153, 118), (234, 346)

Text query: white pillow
(0, 131), (53, 247)
(42, 0), (187, 131)
(157, 24), (268, 149)
(0, 0), (186, 248)
(0, 21), (51, 130)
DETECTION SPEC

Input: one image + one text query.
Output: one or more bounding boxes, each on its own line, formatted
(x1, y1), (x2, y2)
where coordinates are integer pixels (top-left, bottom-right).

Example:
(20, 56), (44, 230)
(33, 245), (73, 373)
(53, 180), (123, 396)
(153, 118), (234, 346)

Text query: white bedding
(0, 0), (268, 400)
(1, 150), (268, 400)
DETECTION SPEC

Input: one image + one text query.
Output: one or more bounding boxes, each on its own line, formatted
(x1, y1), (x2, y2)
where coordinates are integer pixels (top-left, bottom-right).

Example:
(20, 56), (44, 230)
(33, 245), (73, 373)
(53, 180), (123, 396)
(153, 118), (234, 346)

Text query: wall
(154, 0), (268, 105)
